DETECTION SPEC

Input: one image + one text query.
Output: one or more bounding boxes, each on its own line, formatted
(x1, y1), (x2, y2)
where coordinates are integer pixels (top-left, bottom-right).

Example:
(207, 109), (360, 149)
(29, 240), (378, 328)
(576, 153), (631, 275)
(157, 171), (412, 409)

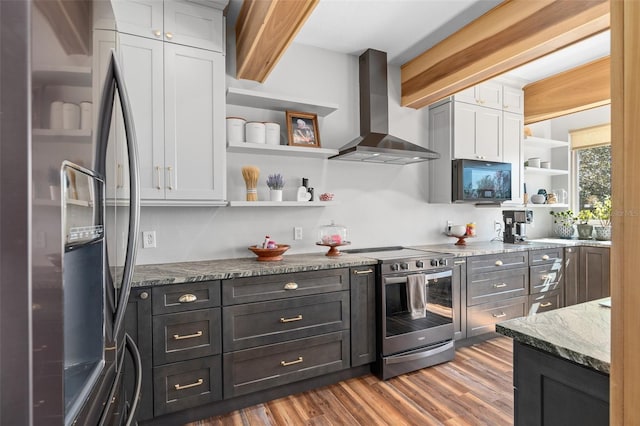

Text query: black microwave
(452, 159), (512, 203)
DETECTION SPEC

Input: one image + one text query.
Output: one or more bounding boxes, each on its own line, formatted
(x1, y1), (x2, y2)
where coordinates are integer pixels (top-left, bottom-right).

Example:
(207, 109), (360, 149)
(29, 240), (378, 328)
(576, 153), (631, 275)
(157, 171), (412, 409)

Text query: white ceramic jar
(62, 103), (80, 130)
(264, 122), (280, 145)
(527, 157), (541, 168)
(226, 117), (246, 143)
(50, 101), (64, 129)
(245, 121), (266, 144)
(80, 102), (92, 130)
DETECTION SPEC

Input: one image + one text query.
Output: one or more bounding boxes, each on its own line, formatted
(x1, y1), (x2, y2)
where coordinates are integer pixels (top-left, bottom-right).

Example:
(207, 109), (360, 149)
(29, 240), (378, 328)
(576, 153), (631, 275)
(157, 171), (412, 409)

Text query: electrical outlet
(142, 231), (156, 248)
(494, 220), (502, 233)
(446, 221), (453, 234)
(294, 227), (303, 240)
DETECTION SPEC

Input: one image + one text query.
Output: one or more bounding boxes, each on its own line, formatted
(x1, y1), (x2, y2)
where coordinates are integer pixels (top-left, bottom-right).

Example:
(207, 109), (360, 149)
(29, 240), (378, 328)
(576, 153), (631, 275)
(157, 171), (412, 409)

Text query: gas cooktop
(343, 246), (449, 262)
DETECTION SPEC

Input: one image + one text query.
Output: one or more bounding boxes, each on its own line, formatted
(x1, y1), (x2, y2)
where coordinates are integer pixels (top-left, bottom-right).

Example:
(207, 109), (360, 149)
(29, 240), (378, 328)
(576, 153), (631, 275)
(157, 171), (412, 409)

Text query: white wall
(134, 40), (609, 265)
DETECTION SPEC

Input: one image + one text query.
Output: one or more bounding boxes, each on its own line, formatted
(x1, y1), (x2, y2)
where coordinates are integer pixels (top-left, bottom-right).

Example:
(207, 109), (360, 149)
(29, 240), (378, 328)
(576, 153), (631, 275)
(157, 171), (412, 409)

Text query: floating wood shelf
(227, 141), (338, 158)
(226, 87), (338, 117)
(523, 136), (569, 148)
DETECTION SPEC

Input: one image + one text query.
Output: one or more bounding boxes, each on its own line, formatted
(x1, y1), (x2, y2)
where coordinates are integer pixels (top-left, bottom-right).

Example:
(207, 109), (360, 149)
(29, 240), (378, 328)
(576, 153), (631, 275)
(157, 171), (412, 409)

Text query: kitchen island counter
(132, 253), (378, 287)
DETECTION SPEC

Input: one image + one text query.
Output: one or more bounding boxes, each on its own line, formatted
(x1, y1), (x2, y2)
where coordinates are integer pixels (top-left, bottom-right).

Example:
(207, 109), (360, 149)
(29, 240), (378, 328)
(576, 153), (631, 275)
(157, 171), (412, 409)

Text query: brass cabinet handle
(453, 260), (466, 265)
(283, 282), (298, 290)
(167, 166), (174, 190)
(495, 260), (503, 266)
(174, 378), (203, 391)
(354, 269), (373, 275)
(173, 330), (203, 340)
(493, 283), (507, 288)
(152, 29), (162, 38)
(542, 254), (550, 260)
(492, 312), (507, 318)
(540, 274), (550, 281)
(280, 314), (303, 323)
(155, 166), (161, 189)
(165, 32), (174, 40)
(280, 357), (303, 367)
(540, 302), (553, 308)
(178, 293), (197, 303)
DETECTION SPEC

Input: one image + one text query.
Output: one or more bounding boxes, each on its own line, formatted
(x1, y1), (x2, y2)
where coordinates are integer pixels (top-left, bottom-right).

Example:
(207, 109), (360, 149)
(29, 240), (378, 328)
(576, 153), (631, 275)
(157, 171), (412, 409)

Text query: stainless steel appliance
(1, 2), (142, 424)
(503, 209), (534, 243)
(344, 247), (455, 380)
(452, 159), (512, 203)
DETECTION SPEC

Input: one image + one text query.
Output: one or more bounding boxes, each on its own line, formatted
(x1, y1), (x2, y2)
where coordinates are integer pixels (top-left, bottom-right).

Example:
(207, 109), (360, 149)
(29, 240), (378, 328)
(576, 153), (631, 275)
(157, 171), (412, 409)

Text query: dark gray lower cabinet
(125, 288), (153, 422)
(563, 247), (580, 306)
(452, 258), (467, 341)
(564, 246), (610, 306)
(349, 266), (376, 366)
(514, 342), (609, 426)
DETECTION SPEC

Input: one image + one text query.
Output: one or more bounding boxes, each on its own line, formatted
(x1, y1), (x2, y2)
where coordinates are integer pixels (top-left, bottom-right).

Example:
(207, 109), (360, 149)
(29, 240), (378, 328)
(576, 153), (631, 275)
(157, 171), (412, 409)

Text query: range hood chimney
(330, 49), (440, 164)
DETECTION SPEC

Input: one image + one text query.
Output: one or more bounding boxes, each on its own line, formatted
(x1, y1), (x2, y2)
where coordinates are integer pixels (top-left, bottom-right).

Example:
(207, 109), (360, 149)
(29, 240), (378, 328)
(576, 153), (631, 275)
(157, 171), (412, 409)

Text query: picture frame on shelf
(286, 111), (320, 148)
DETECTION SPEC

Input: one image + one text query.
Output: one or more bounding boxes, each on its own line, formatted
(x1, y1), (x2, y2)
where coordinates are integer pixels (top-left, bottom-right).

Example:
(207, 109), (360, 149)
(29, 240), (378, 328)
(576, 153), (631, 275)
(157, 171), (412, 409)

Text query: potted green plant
(549, 210), (577, 239)
(576, 209), (594, 240)
(266, 173), (285, 202)
(593, 196), (612, 240)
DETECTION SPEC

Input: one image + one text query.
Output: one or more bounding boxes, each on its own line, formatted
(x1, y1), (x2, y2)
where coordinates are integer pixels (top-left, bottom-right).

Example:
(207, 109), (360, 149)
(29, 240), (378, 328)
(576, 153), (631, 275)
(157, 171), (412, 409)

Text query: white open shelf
(32, 66), (92, 87)
(227, 141), (338, 158)
(228, 201), (336, 207)
(524, 166), (569, 176)
(524, 136), (569, 148)
(226, 87), (339, 117)
(525, 203), (569, 208)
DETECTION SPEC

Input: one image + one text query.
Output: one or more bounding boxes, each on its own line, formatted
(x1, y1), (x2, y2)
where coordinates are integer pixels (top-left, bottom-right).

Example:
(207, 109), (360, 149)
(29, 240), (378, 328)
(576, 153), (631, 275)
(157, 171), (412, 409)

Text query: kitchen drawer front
(528, 248), (564, 266)
(153, 355), (222, 417)
(467, 267), (528, 306)
(223, 292), (350, 351)
(222, 268), (349, 305)
(528, 290), (562, 315)
(153, 308), (221, 365)
(529, 264), (563, 295)
(223, 331), (350, 398)
(152, 281), (221, 315)
(467, 252), (528, 275)
(467, 296), (527, 337)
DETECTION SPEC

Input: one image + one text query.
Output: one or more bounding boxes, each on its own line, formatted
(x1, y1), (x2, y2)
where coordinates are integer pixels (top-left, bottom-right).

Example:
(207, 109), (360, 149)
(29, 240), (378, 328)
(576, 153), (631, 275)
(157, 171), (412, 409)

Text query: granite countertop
(410, 240), (567, 257)
(132, 253), (378, 287)
(530, 238), (612, 248)
(496, 299), (611, 374)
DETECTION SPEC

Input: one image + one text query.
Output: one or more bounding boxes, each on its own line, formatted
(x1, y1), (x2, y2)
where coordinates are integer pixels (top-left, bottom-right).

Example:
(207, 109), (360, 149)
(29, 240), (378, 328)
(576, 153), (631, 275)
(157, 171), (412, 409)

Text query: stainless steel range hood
(330, 49), (440, 164)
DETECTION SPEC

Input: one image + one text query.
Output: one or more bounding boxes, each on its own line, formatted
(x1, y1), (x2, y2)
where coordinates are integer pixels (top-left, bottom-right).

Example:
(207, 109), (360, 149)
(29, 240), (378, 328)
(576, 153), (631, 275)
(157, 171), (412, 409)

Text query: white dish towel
(407, 274), (427, 319)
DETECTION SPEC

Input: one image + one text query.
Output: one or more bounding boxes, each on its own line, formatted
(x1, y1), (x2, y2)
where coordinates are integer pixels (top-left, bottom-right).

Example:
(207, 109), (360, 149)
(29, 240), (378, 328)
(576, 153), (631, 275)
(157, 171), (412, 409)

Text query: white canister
(264, 122), (280, 145)
(527, 157), (541, 168)
(62, 103), (80, 130)
(50, 101), (64, 129)
(226, 117), (246, 143)
(245, 121), (266, 144)
(80, 102), (92, 131)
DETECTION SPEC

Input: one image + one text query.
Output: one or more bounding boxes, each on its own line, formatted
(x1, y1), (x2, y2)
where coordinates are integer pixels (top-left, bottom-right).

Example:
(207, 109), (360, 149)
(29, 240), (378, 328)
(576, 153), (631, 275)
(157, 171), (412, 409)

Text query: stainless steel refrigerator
(0, 1), (142, 424)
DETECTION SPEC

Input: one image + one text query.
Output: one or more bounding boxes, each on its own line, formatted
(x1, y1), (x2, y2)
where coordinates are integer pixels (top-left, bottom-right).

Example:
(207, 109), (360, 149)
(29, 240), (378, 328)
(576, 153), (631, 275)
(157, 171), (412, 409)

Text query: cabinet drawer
(153, 355), (222, 417)
(529, 264), (563, 294)
(223, 331), (350, 398)
(529, 248), (563, 266)
(152, 281), (221, 315)
(528, 291), (562, 315)
(222, 269), (349, 305)
(467, 296), (527, 337)
(153, 308), (221, 365)
(467, 252), (528, 274)
(223, 292), (349, 351)
(468, 267), (528, 306)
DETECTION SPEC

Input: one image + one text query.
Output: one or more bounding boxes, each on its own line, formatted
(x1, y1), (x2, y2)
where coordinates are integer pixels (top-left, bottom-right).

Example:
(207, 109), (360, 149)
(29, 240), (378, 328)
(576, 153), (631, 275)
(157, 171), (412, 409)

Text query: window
(570, 124), (611, 211)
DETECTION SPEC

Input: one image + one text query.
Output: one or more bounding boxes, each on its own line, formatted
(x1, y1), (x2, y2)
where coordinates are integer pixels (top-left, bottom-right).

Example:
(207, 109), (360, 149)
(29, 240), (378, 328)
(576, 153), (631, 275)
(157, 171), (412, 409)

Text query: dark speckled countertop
(410, 239), (610, 257)
(496, 299), (611, 374)
(132, 253), (378, 287)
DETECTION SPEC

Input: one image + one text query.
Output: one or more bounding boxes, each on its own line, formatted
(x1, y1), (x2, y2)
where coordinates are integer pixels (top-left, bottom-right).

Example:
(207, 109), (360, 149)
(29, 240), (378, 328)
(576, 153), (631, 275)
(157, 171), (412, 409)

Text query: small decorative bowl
(248, 244), (290, 261)
(530, 194), (546, 204)
(319, 193), (334, 201)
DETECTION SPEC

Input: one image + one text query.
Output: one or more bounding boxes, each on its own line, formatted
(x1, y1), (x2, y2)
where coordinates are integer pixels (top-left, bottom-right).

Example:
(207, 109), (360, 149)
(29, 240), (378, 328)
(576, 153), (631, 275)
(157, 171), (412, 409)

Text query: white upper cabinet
(503, 85), (524, 114)
(453, 102), (502, 162)
(112, 0), (225, 52)
(454, 80), (503, 110)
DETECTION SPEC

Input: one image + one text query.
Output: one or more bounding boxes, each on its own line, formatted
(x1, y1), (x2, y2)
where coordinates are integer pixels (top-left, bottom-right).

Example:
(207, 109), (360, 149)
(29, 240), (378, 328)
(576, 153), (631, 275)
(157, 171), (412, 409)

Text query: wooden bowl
(248, 244), (290, 261)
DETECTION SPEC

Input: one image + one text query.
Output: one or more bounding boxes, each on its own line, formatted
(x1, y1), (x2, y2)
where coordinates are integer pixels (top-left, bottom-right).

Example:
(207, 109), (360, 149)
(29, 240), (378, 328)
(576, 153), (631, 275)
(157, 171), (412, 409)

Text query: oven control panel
(382, 257), (452, 274)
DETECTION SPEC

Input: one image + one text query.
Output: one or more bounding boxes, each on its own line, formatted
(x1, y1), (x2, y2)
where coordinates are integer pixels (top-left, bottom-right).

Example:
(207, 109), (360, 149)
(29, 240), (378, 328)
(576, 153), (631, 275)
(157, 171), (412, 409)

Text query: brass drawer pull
(540, 274), (550, 281)
(540, 302), (553, 308)
(178, 293), (197, 303)
(495, 260), (503, 266)
(173, 331), (203, 340)
(493, 283), (507, 288)
(280, 314), (303, 323)
(174, 378), (203, 391)
(454, 260), (466, 265)
(281, 357), (303, 367)
(354, 269), (373, 275)
(542, 254), (550, 261)
(492, 312), (507, 318)
(283, 282), (298, 290)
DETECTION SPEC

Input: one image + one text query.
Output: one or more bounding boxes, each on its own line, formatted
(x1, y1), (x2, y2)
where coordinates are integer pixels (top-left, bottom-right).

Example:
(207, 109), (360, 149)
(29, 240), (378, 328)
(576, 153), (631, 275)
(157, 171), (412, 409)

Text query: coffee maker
(503, 210), (533, 243)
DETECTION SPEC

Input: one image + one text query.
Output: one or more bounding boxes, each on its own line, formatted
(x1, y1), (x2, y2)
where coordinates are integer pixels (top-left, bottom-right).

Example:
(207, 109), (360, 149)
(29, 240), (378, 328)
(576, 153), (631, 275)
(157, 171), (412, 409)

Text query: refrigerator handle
(95, 49), (140, 340)
(124, 333), (142, 426)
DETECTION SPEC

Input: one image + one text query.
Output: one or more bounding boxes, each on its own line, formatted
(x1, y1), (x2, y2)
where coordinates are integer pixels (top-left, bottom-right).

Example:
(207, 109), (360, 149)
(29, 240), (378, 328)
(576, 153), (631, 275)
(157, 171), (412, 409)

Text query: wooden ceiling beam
(523, 56), (610, 124)
(235, 0), (319, 82)
(401, 0), (610, 109)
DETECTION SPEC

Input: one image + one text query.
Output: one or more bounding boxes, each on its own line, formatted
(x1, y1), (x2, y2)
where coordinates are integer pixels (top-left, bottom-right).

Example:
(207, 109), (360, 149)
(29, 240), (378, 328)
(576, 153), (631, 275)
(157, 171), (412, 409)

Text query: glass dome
(318, 220), (348, 245)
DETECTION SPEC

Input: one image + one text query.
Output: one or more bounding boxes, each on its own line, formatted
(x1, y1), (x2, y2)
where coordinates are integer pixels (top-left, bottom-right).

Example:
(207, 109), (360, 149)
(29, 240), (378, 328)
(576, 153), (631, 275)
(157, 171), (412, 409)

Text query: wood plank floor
(187, 337), (514, 426)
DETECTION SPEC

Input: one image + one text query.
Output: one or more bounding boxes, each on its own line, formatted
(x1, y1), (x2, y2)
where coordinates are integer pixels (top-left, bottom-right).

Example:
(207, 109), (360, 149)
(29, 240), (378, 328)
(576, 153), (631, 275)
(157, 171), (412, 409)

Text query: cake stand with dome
(317, 220), (350, 256)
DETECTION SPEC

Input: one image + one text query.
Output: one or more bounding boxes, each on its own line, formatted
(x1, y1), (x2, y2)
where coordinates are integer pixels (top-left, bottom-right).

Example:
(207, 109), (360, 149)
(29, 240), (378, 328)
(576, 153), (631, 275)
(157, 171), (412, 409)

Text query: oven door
(382, 269), (454, 356)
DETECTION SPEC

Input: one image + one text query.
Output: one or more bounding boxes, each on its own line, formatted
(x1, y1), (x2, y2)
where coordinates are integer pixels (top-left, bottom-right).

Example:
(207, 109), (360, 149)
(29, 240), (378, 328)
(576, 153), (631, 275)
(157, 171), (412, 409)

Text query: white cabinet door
(503, 86), (524, 114)
(164, 1), (224, 52)
(503, 112), (523, 202)
(454, 86), (476, 104)
(453, 102), (502, 162)
(111, 0), (164, 41)
(164, 44), (226, 201)
(117, 34), (165, 200)
(476, 81), (502, 110)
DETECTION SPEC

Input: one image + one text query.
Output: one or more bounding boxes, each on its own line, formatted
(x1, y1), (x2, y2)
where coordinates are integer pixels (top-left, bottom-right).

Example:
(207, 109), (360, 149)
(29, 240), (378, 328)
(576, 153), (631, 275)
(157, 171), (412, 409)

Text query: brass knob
(140, 291), (149, 300)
